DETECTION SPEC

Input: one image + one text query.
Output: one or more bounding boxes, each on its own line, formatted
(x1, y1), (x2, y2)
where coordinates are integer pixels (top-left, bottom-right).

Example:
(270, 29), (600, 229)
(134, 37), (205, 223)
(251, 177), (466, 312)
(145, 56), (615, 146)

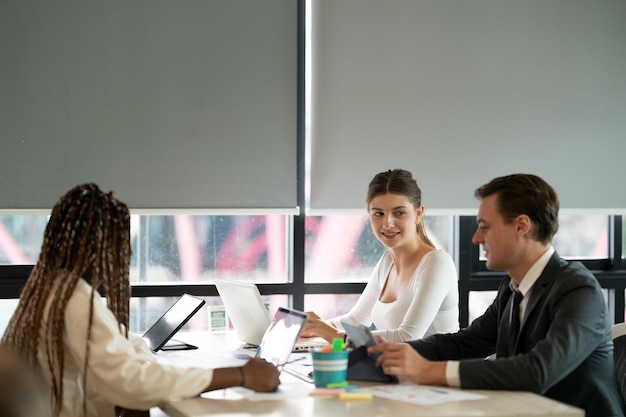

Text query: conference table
(153, 331), (584, 417)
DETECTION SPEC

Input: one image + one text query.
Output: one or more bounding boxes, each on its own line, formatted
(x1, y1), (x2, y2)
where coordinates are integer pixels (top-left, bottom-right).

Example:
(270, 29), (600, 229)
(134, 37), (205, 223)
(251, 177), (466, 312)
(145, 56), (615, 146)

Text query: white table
(156, 332), (584, 417)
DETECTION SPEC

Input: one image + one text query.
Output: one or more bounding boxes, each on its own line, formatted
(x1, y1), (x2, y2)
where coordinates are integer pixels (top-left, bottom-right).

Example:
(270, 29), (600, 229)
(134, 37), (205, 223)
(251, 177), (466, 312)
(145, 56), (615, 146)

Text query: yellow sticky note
(339, 392), (373, 401)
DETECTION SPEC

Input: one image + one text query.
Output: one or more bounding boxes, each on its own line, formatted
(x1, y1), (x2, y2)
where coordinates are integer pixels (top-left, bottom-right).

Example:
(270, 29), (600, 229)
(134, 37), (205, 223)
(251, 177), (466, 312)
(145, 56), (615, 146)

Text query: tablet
(340, 320), (381, 359)
(142, 294), (206, 352)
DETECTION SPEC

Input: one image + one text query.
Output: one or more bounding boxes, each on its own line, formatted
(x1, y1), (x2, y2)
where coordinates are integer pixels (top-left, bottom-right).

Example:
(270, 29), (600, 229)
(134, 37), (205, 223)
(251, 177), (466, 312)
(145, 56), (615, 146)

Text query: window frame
(2, 215), (625, 328)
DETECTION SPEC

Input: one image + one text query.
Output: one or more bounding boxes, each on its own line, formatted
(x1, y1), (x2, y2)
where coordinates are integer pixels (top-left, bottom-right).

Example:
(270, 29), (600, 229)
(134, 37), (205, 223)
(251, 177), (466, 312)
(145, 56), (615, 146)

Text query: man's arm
(458, 272), (608, 392)
(367, 277), (506, 386)
(368, 340), (447, 386)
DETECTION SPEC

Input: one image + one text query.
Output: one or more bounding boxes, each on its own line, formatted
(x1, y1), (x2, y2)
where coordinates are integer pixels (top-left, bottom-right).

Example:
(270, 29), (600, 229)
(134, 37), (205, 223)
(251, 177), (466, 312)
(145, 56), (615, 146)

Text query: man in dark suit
(369, 173), (625, 417)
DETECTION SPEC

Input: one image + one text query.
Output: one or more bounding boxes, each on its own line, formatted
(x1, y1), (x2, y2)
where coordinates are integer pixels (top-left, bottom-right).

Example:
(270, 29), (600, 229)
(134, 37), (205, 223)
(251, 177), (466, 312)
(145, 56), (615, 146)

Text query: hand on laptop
(206, 358), (280, 393)
(301, 311), (344, 343)
(241, 358), (281, 392)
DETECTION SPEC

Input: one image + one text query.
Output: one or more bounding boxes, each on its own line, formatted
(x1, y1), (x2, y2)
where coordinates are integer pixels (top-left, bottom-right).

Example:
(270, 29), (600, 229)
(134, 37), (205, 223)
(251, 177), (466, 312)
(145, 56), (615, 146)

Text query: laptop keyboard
(282, 361), (314, 383)
(280, 352), (314, 383)
(235, 345), (314, 383)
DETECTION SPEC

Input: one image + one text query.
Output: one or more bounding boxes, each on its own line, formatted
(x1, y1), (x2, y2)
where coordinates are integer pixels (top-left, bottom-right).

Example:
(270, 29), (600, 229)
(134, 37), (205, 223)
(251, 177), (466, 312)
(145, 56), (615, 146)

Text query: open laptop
(142, 294), (206, 352)
(214, 279), (328, 352)
(255, 306), (308, 366)
(254, 306), (315, 383)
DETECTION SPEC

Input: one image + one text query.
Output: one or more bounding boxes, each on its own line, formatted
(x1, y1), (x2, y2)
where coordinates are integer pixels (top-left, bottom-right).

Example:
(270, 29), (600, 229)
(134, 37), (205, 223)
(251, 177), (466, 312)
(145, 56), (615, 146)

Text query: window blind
(0, 0), (298, 213)
(308, 0), (626, 214)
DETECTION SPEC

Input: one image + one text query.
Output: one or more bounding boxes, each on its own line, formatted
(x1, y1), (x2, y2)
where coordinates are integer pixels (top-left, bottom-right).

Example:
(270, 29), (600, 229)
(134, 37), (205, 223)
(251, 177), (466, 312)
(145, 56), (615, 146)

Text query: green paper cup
(311, 350), (349, 387)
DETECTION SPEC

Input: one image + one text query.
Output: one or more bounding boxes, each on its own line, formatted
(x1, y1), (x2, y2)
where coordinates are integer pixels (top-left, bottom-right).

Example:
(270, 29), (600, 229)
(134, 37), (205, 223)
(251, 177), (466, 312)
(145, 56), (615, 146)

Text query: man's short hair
(474, 174), (559, 244)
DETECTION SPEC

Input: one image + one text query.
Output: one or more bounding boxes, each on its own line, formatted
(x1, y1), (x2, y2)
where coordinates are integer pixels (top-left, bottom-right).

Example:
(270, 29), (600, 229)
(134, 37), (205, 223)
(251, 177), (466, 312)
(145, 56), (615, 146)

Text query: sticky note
(310, 388), (345, 397)
(339, 392), (373, 401)
(326, 381), (349, 388)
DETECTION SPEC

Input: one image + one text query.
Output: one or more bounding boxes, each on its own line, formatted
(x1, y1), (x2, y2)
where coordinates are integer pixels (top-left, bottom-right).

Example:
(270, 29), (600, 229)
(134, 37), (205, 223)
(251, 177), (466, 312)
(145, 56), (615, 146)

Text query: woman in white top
(302, 169), (459, 343)
(1, 184), (280, 417)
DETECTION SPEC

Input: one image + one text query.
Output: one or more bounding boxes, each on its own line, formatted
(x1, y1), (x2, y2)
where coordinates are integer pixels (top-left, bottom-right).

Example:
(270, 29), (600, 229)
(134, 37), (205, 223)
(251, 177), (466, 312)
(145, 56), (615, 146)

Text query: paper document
(359, 382), (487, 406)
(229, 383), (312, 401)
(156, 350), (252, 369)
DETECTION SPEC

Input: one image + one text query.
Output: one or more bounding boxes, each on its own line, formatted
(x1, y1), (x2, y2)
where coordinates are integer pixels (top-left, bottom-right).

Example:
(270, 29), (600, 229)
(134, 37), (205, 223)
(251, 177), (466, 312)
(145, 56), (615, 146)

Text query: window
(0, 214), (291, 332)
(0, 215), (47, 265)
(2, 1), (626, 337)
(554, 214), (608, 259)
(304, 214), (453, 283)
(477, 214), (609, 261)
(2, 212), (626, 331)
(622, 214), (626, 260)
(467, 214), (625, 326)
(131, 215), (289, 285)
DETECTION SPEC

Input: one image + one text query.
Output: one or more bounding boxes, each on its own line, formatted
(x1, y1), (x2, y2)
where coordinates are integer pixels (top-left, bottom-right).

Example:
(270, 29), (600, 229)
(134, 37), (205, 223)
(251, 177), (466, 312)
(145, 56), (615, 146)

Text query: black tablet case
(346, 346), (398, 383)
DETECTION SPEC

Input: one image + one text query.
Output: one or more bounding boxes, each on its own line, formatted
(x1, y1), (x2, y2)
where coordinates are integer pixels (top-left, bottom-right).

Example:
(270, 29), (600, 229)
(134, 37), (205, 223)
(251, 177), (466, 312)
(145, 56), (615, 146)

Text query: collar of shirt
(508, 246), (554, 318)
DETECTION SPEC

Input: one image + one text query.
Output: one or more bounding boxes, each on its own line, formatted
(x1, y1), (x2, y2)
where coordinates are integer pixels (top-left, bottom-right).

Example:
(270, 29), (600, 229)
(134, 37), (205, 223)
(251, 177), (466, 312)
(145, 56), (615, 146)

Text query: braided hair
(1, 183), (132, 416)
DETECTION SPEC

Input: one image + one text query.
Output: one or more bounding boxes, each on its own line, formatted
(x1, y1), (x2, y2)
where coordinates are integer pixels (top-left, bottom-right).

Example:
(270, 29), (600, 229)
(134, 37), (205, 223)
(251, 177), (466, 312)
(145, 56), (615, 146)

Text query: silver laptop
(254, 306), (316, 383)
(255, 306), (307, 366)
(214, 279), (328, 352)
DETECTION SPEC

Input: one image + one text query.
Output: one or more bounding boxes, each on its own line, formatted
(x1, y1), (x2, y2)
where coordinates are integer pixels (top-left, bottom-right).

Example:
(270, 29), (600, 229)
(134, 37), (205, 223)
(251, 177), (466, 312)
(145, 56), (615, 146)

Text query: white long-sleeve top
(38, 279), (213, 417)
(328, 249), (459, 342)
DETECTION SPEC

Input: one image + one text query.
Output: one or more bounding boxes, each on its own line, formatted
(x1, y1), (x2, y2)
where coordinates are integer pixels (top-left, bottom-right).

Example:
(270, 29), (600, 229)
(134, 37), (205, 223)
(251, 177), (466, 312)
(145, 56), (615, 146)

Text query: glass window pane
(478, 214), (608, 260)
(304, 294), (360, 319)
(0, 214), (290, 282)
(622, 215), (626, 260)
(468, 291), (497, 324)
(0, 215), (47, 264)
(130, 214), (289, 284)
(553, 214), (608, 259)
(304, 214), (454, 283)
(0, 299), (19, 334)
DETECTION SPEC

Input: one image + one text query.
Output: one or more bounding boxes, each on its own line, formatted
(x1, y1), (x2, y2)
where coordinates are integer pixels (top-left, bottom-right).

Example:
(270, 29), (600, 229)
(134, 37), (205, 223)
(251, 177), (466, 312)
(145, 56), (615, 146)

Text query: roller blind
(309, 0), (626, 214)
(0, 0), (298, 213)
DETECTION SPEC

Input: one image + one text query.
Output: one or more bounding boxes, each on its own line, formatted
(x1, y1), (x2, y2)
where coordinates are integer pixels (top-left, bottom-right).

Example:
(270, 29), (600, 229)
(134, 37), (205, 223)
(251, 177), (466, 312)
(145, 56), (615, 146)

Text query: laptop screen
(214, 279), (271, 346)
(142, 294), (206, 351)
(255, 307), (307, 366)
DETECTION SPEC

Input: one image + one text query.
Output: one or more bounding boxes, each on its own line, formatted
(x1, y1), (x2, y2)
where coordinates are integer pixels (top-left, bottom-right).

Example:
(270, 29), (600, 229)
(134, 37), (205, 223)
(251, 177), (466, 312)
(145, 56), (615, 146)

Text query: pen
(429, 388), (449, 395)
(278, 356), (307, 369)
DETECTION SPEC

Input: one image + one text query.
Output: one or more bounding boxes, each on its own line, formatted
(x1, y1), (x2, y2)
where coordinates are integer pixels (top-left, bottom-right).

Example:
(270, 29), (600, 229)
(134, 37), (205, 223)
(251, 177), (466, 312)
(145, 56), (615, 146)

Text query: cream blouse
(37, 279), (212, 417)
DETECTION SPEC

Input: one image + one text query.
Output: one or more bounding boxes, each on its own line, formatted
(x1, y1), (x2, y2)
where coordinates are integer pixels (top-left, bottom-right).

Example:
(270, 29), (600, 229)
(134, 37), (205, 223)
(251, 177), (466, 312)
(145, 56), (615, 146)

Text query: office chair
(612, 323), (626, 405)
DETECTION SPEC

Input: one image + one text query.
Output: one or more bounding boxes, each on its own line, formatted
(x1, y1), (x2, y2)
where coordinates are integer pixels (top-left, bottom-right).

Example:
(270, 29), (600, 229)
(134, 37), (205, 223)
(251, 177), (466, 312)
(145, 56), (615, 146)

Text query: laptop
(214, 279), (271, 346)
(214, 279), (328, 352)
(255, 306), (315, 383)
(142, 294), (206, 352)
(255, 306), (308, 366)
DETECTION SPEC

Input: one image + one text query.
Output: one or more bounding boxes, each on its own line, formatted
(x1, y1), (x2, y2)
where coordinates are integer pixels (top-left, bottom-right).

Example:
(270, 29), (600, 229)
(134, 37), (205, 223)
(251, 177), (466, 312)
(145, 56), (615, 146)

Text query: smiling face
(368, 193), (423, 249)
(472, 194), (523, 273)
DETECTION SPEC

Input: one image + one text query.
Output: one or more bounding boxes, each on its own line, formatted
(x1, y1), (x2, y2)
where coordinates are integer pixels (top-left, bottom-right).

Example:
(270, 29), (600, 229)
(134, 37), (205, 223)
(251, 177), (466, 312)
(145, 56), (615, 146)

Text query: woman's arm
(63, 283), (278, 411)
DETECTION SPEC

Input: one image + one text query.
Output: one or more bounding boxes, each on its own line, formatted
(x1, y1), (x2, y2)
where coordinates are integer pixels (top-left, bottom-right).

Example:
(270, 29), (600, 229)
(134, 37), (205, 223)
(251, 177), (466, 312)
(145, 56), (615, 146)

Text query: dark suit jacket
(409, 252), (625, 417)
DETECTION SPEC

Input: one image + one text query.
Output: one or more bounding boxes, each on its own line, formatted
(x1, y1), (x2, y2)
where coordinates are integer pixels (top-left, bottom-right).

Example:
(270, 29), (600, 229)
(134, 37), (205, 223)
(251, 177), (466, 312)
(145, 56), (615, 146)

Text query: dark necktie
(508, 290), (523, 355)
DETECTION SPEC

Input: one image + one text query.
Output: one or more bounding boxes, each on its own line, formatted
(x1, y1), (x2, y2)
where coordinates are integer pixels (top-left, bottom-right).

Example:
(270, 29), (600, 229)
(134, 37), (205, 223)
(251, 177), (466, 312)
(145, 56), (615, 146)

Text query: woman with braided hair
(1, 183), (280, 417)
